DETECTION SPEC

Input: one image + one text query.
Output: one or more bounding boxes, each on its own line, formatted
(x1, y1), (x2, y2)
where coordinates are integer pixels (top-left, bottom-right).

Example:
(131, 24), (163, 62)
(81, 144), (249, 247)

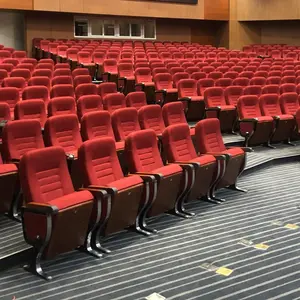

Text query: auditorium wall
(25, 11), (228, 56)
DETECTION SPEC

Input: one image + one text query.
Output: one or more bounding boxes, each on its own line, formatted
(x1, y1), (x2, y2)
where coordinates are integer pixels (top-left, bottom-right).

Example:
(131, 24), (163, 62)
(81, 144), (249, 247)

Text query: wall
(33, 0), (205, 20)
(0, 0), (32, 10)
(0, 12), (25, 50)
(260, 21), (300, 45)
(237, 0), (300, 21)
(204, 0), (229, 20)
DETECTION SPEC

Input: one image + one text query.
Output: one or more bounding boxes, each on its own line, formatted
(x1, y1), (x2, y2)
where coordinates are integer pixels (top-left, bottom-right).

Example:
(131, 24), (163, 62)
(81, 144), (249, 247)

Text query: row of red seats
(1, 115), (248, 279)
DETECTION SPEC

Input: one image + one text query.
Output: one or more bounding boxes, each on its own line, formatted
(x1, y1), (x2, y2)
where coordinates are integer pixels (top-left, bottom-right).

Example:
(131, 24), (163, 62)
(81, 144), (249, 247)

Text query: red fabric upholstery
(172, 72), (189, 87)
(138, 105), (165, 135)
(215, 78), (233, 89)
(102, 93), (126, 113)
(0, 87), (19, 117)
(280, 92), (300, 115)
(162, 101), (187, 126)
(51, 76), (73, 86)
(73, 75), (92, 88)
(14, 99), (47, 127)
(2, 119), (45, 161)
(280, 83), (296, 94)
(0, 102), (11, 121)
(44, 114), (82, 156)
(32, 69), (52, 78)
(237, 95), (262, 119)
(72, 68), (89, 78)
(98, 82), (118, 99)
(262, 85), (280, 95)
(154, 73), (174, 91)
(178, 79), (201, 101)
(243, 85), (262, 97)
(75, 83), (97, 100)
(135, 67), (154, 84)
(125, 92), (147, 110)
(232, 77), (249, 87)
(78, 137), (125, 187)
(50, 84), (75, 99)
(10, 69), (31, 81)
(103, 59), (118, 74)
(197, 78), (214, 96)
(111, 107), (141, 141)
(224, 86), (244, 106)
(77, 95), (103, 120)
(190, 72), (206, 81)
(204, 87), (234, 108)
(47, 97), (76, 117)
(118, 63), (134, 79)
(28, 77), (51, 90)
(22, 86), (49, 104)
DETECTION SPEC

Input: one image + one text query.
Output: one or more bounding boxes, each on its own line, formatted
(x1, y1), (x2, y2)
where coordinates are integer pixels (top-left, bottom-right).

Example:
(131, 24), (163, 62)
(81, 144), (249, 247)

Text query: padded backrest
(280, 92), (299, 115)
(197, 78), (214, 96)
(22, 86), (49, 102)
(280, 83), (296, 94)
(51, 75), (73, 86)
(103, 59), (118, 73)
(162, 123), (197, 162)
(250, 77), (267, 86)
(3, 77), (26, 89)
(118, 63), (134, 77)
(138, 105), (165, 135)
(243, 85), (262, 97)
(195, 118), (226, 153)
(77, 95), (103, 120)
(224, 86), (244, 106)
(53, 69), (72, 78)
(102, 93), (126, 113)
(154, 73), (173, 90)
(162, 101), (187, 126)
(32, 69), (52, 78)
(72, 68), (89, 78)
(125, 91), (147, 110)
(78, 137), (124, 187)
(125, 129), (163, 173)
(19, 146), (74, 204)
(81, 111), (115, 141)
(232, 77), (249, 87)
(178, 79), (197, 98)
(73, 75), (92, 88)
(0, 87), (19, 112)
(111, 107), (141, 141)
(281, 76), (296, 84)
(135, 67), (152, 83)
(75, 83), (97, 100)
(262, 85), (280, 95)
(237, 95), (261, 119)
(2, 119), (45, 161)
(48, 97), (76, 116)
(172, 72), (189, 86)
(204, 87), (227, 107)
(14, 99), (47, 127)
(44, 114), (82, 154)
(259, 94), (282, 116)
(190, 72), (206, 81)
(28, 76), (50, 90)
(0, 102), (11, 121)
(50, 84), (75, 98)
(98, 82), (117, 98)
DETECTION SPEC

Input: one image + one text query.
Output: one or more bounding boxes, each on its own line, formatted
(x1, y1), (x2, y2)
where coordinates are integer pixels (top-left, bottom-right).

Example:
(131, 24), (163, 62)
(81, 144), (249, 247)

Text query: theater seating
(78, 137), (152, 241)
(195, 118), (249, 201)
(0, 87), (20, 119)
(50, 84), (75, 99)
(237, 95), (274, 147)
(20, 146), (94, 279)
(162, 123), (217, 205)
(203, 87), (237, 133)
(118, 62), (135, 94)
(125, 91), (147, 111)
(98, 82), (118, 99)
(259, 93), (295, 144)
(47, 97), (76, 116)
(135, 67), (155, 104)
(75, 83), (97, 100)
(44, 114), (82, 189)
(126, 129), (188, 225)
(154, 73), (178, 105)
(77, 95), (103, 120)
(102, 93), (126, 113)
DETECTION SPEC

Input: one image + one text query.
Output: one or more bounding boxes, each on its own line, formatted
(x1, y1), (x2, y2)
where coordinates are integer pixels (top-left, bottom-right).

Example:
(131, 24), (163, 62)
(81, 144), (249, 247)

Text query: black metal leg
(227, 184), (248, 193)
(24, 249), (52, 281)
(284, 139), (296, 146)
(79, 230), (102, 258)
(265, 142), (276, 149)
(200, 194), (222, 205)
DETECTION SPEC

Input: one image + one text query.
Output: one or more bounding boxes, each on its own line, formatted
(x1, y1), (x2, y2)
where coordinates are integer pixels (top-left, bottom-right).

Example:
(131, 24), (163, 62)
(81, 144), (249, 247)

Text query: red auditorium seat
(102, 93), (126, 113)
(51, 75), (73, 86)
(66, 48), (79, 69)
(14, 99), (47, 127)
(3, 77), (26, 98)
(32, 69), (52, 78)
(10, 68), (31, 81)
(243, 85), (262, 97)
(73, 75), (92, 88)
(262, 84), (280, 94)
(48, 97), (76, 116)
(0, 87), (20, 118)
(111, 107), (141, 142)
(259, 93), (295, 144)
(72, 68), (90, 78)
(153, 73), (178, 106)
(250, 77), (267, 86)
(215, 78), (233, 90)
(77, 51), (95, 77)
(16, 63), (35, 73)
(125, 128), (186, 222)
(12, 50), (26, 62)
(102, 59), (118, 83)
(197, 78), (214, 96)
(54, 63), (70, 70)
(98, 82), (118, 99)
(138, 104), (166, 136)
(2, 119), (45, 163)
(20, 146), (94, 279)
(135, 67), (155, 104)
(0, 63), (15, 74)
(172, 72), (189, 87)
(224, 86), (244, 106)
(0, 69), (8, 85)
(208, 71), (223, 82)
(203, 87), (237, 132)
(22, 85), (49, 102)
(266, 76), (281, 85)
(50, 84), (75, 99)
(177, 78), (206, 121)
(77, 95), (103, 120)
(117, 62), (135, 94)
(195, 118), (249, 200)
(0, 50), (12, 63)
(28, 76), (50, 90)
(36, 63), (54, 72)
(237, 95), (274, 147)
(281, 76), (296, 84)
(0, 102), (11, 121)
(280, 92), (300, 116)
(44, 114), (82, 189)
(162, 123), (217, 204)
(125, 91), (147, 111)
(280, 83), (296, 94)
(75, 83), (97, 100)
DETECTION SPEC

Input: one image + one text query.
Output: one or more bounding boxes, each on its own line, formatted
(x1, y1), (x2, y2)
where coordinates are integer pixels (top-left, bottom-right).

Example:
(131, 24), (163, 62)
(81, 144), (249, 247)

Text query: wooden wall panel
(156, 19), (191, 42)
(0, 0), (32, 10)
(34, 0), (59, 11)
(237, 0), (300, 21)
(204, 0), (229, 20)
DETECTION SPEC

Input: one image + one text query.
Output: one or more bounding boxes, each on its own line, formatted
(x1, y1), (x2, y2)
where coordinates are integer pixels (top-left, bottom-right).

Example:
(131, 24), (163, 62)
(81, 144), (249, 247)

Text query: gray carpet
(1, 161), (300, 300)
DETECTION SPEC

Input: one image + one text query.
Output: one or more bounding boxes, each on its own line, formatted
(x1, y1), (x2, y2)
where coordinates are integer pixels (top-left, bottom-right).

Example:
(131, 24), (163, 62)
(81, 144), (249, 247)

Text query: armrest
(87, 185), (118, 195)
(134, 171), (163, 182)
(206, 107), (221, 111)
(204, 153), (227, 160)
(127, 173), (156, 183)
(0, 120), (8, 128)
(155, 89), (167, 94)
(175, 161), (201, 169)
(66, 153), (76, 160)
(23, 202), (59, 215)
(118, 77), (127, 81)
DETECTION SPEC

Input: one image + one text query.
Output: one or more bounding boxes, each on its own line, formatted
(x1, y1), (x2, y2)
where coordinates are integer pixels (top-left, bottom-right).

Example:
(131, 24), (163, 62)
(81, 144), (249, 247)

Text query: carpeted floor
(1, 160), (300, 300)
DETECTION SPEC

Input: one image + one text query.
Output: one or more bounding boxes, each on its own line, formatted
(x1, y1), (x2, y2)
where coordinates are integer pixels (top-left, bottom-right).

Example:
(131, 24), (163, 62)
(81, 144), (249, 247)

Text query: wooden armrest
(23, 202), (58, 215)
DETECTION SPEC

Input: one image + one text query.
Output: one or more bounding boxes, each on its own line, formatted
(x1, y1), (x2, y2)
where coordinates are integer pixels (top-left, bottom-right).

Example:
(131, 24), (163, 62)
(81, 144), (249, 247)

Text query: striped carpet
(1, 161), (300, 300)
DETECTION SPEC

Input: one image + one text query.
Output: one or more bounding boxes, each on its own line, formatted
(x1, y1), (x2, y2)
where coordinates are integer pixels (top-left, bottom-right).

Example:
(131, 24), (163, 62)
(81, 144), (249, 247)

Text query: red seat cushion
(223, 147), (244, 157)
(144, 82), (155, 87)
(190, 127), (195, 136)
(193, 154), (216, 165)
(220, 105), (236, 111)
(116, 141), (125, 150)
(166, 88), (178, 93)
(47, 190), (93, 210)
(104, 175), (143, 191)
(256, 116), (274, 123)
(151, 164), (182, 177)
(277, 114), (294, 120)
(0, 163), (17, 174)
(191, 96), (204, 101)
